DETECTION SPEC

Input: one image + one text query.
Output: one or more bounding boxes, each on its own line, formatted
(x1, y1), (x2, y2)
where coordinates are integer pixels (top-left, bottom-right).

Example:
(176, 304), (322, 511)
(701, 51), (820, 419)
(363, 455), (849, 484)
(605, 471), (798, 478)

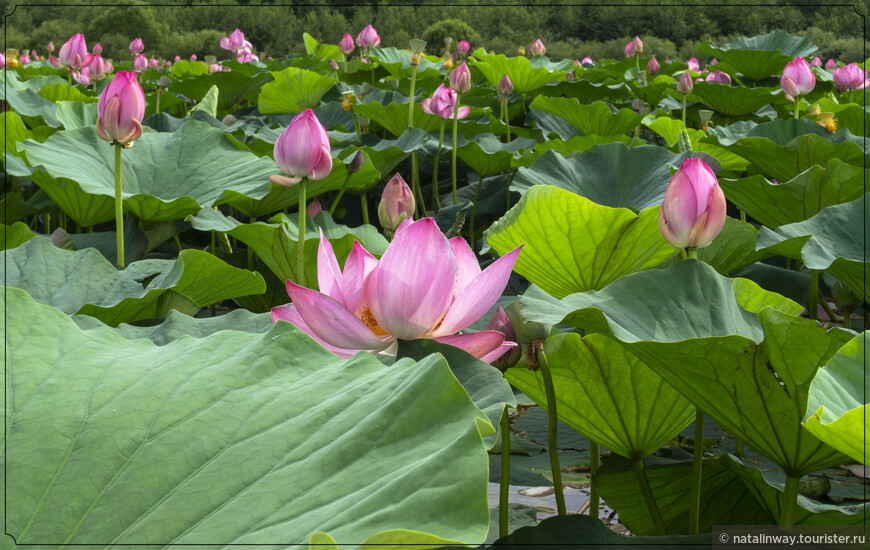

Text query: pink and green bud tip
(270, 109), (332, 187)
(378, 173), (415, 232)
(449, 60), (471, 93)
(96, 71), (145, 146)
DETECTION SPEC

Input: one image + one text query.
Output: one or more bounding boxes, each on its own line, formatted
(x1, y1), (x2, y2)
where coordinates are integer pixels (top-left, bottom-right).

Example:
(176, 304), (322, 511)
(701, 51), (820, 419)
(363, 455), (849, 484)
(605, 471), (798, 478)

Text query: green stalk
(173, 235), (182, 253)
(689, 407), (704, 535)
(451, 93), (461, 205)
(432, 120), (445, 210)
(360, 193), (369, 225)
(502, 99), (512, 210)
(535, 347), (566, 516)
(210, 230), (216, 256)
(113, 143), (125, 267)
(740, 209), (746, 223)
(809, 269), (820, 320)
(779, 475), (800, 525)
(329, 172), (353, 216)
(849, 90), (854, 105)
(156, 91), (161, 114)
(794, 99), (800, 120)
(682, 94), (687, 127)
(735, 438), (744, 458)
(687, 247), (697, 259)
(44, 212), (51, 235)
(633, 457), (666, 535)
(499, 407), (511, 538)
(589, 441), (600, 520)
(67, 71), (73, 101)
(296, 178), (307, 288)
(842, 306), (852, 330)
(351, 110), (362, 145)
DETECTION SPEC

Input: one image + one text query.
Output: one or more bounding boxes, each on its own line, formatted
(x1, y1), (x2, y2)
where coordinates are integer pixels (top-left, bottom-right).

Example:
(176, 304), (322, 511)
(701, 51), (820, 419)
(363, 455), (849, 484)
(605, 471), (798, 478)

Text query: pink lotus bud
(647, 56), (660, 75)
(348, 150), (364, 173)
(339, 33), (355, 55)
(665, 58), (671, 64)
(825, 58), (837, 70)
(329, 58), (339, 71)
(165, 61), (171, 68)
(88, 55), (109, 80)
(130, 38), (144, 55)
(378, 173), (415, 231)
(710, 58), (718, 65)
(46, 41), (55, 53)
(528, 39), (546, 57)
(236, 52), (259, 63)
(632, 35), (643, 54)
(133, 54), (148, 73)
(92, 43), (102, 55)
(19, 54), (30, 65)
(356, 25), (380, 49)
(631, 98), (644, 113)
(677, 71), (693, 94)
(269, 109), (332, 187)
(30, 49), (38, 58)
(624, 41), (634, 58)
(0, 53), (5, 68)
(780, 57), (815, 100)
(686, 58), (699, 71)
(498, 73), (513, 97)
(73, 67), (91, 86)
(58, 34), (94, 71)
(833, 63), (866, 92)
(486, 307), (520, 371)
(581, 56), (593, 65)
(209, 63), (222, 73)
(307, 199), (323, 218)
(457, 40), (470, 56)
(658, 158), (726, 250)
(175, 55), (181, 62)
(220, 29), (246, 53)
(149, 57), (159, 69)
(96, 71), (145, 146)
(449, 60), (471, 93)
(190, 54), (197, 61)
(811, 56), (822, 68)
(705, 70), (731, 85)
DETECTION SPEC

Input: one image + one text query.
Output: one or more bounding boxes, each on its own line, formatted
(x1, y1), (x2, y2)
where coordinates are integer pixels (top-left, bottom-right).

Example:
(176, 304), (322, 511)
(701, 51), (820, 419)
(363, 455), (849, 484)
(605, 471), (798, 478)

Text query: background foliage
(3, 0), (868, 62)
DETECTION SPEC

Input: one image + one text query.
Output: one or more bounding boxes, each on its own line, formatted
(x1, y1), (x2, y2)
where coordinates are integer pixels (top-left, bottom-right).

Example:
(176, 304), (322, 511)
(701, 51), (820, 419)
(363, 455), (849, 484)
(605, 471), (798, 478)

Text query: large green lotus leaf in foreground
(519, 261), (852, 477)
(511, 145), (680, 210)
(3, 287), (492, 546)
(755, 195), (868, 301)
(721, 159), (866, 229)
(257, 66), (337, 113)
(22, 120), (278, 222)
(804, 333), (869, 466)
(698, 30), (818, 82)
(597, 454), (865, 536)
(484, 185), (677, 298)
(471, 53), (573, 93)
(506, 332), (695, 460)
(529, 97), (643, 136)
(1, 237), (265, 326)
(368, 46), (446, 81)
(353, 101), (443, 137)
(456, 134), (537, 176)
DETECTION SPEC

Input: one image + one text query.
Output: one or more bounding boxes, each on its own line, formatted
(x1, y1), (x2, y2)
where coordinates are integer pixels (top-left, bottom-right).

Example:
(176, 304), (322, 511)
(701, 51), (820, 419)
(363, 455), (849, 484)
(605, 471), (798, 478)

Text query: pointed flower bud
(378, 173), (415, 231)
(498, 73), (513, 97)
(825, 58), (837, 70)
(647, 56), (660, 75)
(270, 109), (332, 187)
(46, 41), (55, 53)
(348, 150), (365, 173)
(624, 41), (634, 58)
(449, 60), (471, 93)
(686, 58), (699, 72)
(130, 37), (144, 55)
(833, 63), (866, 92)
(133, 54), (148, 73)
(658, 158), (726, 250)
(705, 70), (731, 85)
(329, 58), (339, 71)
(780, 57), (815, 100)
(677, 71), (694, 94)
(56, 34), (93, 71)
(339, 33), (355, 55)
(486, 306), (521, 371)
(457, 40), (470, 56)
(528, 39), (546, 57)
(96, 71), (145, 146)
(632, 35), (643, 54)
(356, 25), (380, 49)
(92, 42), (102, 55)
(811, 56), (822, 68)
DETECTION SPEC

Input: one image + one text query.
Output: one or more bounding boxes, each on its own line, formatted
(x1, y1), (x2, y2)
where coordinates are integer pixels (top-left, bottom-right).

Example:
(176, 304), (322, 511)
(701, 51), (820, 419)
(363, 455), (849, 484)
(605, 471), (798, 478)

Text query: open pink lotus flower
(272, 218), (521, 362)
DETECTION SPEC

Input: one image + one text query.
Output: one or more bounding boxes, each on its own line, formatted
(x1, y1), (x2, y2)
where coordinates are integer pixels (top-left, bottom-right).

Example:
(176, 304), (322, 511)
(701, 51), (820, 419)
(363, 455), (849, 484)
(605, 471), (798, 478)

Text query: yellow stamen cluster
(340, 92), (355, 112)
(360, 306), (389, 337)
(818, 112), (837, 133)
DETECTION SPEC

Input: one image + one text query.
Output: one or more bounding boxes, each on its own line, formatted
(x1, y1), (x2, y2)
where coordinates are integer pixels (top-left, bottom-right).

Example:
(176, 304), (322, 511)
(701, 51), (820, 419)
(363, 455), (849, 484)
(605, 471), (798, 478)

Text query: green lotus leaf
(358, 127), (429, 177)
(511, 145), (680, 210)
(72, 308), (272, 342)
(706, 118), (863, 147)
(188, 83), (219, 117)
(2, 237), (266, 326)
(302, 32), (344, 62)
(698, 30), (818, 82)
(530, 97), (644, 136)
(519, 261), (851, 476)
(26, 169), (117, 228)
(457, 134), (537, 176)
(1, 222), (34, 250)
(38, 82), (97, 103)
(169, 59), (209, 77)
(484, 185), (677, 298)
(689, 82), (775, 117)
(22, 120), (278, 222)
(353, 100), (442, 137)
(3, 287), (492, 546)
(55, 100), (99, 129)
(506, 332), (694, 460)
(1, 111), (55, 160)
(173, 69), (273, 113)
(597, 454), (865, 536)
(471, 53), (573, 94)
(0, 192), (39, 225)
(804, 333), (869, 466)
(258, 66), (337, 114)
(513, 135), (641, 168)
(755, 195), (868, 301)
(540, 79), (629, 103)
(654, 217), (761, 276)
(188, 207), (387, 288)
(721, 159), (867, 228)
(368, 46), (445, 80)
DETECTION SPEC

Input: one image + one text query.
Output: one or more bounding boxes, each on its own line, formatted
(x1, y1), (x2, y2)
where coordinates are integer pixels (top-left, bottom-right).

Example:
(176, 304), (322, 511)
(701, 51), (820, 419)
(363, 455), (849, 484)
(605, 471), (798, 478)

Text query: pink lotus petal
(365, 218), (456, 339)
(285, 280), (393, 351)
(309, 144), (333, 180)
(271, 303), (361, 358)
(269, 174), (301, 187)
(341, 240), (379, 313)
(480, 341), (518, 364)
(434, 330), (506, 360)
(449, 236), (481, 294)
(317, 229), (345, 305)
(433, 246), (521, 336)
(457, 106), (471, 120)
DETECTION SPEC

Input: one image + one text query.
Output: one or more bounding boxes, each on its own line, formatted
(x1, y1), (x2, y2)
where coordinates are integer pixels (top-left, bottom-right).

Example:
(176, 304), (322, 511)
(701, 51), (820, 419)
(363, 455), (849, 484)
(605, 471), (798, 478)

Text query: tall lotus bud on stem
(658, 158), (726, 254)
(456, 40), (470, 57)
(487, 306), (521, 371)
(811, 56), (822, 68)
(133, 54), (147, 73)
(825, 58), (837, 70)
(52, 34), (94, 74)
(647, 56), (660, 76)
(46, 41), (55, 53)
(378, 173), (415, 232)
(624, 41), (634, 58)
(781, 57), (815, 118)
(498, 73), (513, 98)
(528, 39), (546, 57)
(686, 58), (699, 72)
(329, 58), (339, 72)
(270, 109), (332, 287)
(339, 33), (355, 56)
(677, 71), (694, 94)
(92, 42), (102, 55)
(449, 60), (471, 93)
(632, 35), (643, 54)
(130, 37), (144, 55)
(356, 25), (380, 49)
(349, 150), (364, 173)
(88, 55), (110, 81)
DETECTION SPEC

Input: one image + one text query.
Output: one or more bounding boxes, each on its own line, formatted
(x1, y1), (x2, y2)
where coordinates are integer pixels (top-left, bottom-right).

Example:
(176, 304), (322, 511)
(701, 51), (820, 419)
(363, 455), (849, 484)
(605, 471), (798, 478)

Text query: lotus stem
(735, 438), (744, 458)
(809, 269), (820, 320)
(173, 235), (182, 253)
(44, 212), (50, 235)
(535, 347), (567, 516)
(297, 178), (307, 288)
(794, 100), (800, 120)
(113, 143), (125, 267)
(842, 306), (852, 330)
(589, 441), (600, 520)
(849, 90), (854, 105)
(432, 120), (445, 210)
(351, 110), (362, 145)
(740, 209), (746, 223)
(499, 406), (511, 538)
(689, 407), (704, 535)
(779, 474), (800, 525)
(360, 193), (369, 225)
(682, 94), (687, 127)
(329, 171), (353, 216)
(633, 457), (666, 535)
(451, 93), (461, 205)
(502, 99), (512, 210)
(210, 230), (216, 256)
(408, 65), (424, 217)
(247, 244), (254, 271)
(686, 247), (698, 259)
(156, 91), (160, 114)
(67, 71), (73, 101)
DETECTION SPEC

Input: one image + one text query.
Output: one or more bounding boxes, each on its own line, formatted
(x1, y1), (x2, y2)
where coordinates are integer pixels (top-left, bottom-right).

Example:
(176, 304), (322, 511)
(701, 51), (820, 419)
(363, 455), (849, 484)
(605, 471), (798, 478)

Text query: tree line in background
(3, 0), (868, 63)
